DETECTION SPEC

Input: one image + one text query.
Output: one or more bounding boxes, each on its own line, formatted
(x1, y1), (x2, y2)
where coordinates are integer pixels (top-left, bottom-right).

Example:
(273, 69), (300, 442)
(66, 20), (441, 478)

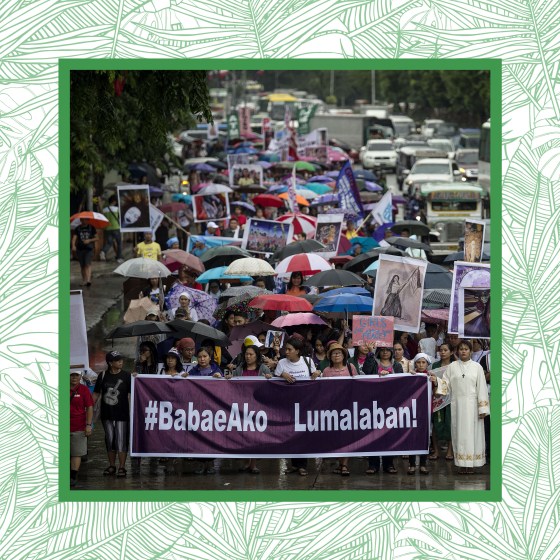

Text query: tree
(70, 70), (213, 193)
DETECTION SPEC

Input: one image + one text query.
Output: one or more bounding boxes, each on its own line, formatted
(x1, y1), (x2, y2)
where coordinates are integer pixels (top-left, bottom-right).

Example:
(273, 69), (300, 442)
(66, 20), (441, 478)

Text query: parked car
(360, 139), (397, 171)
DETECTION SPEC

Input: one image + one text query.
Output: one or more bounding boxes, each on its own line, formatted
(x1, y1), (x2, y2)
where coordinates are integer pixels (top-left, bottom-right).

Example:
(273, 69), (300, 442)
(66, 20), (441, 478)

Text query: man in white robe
(434, 341), (489, 472)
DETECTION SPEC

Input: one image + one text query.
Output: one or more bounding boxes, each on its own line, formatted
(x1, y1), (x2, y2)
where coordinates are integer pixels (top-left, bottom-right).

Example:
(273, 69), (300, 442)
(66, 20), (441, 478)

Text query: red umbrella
(276, 213), (317, 236)
(249, 294), (312, 312)
(252, 194), (285, 208)
(275, 253), (332, 276)
(162, 249), (205, 274)
(70, 211), (110, 229)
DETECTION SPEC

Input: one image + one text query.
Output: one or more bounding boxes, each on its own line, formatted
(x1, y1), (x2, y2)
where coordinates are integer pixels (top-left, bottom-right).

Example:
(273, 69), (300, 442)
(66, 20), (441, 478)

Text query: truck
(309, 114), (394, 150)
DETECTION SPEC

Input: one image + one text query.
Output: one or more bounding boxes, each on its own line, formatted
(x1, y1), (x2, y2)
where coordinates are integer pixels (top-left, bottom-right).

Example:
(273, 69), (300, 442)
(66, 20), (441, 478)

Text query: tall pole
(371, 70), (376, 106)
(330, 70), (334, 98)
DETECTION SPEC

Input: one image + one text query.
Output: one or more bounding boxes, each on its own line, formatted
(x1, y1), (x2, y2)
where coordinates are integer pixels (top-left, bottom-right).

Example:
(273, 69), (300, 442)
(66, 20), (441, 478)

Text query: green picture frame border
(59, 57), (501, 503)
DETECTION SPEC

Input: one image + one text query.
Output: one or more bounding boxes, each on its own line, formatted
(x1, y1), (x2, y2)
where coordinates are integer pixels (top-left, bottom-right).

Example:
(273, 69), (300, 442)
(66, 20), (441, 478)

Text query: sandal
(365, 468), (378, 475)
(384, 466), (398, 474)
(428, 454), (439, 460)
(445, 455), (454, 461)
(407, 466), (416, 475)
(116, 467), (127, 478)
(103, 466), (116, 476)
(298, 468), (308, 476)
(419, 466), (430, 475)
(340, 466), (350, 477)
(284, 466), (299, 474)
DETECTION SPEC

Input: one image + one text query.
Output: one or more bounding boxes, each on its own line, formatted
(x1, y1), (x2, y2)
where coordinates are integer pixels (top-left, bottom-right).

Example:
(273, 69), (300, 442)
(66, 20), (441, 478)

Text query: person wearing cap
(93, 351), (132, 478)
(321, 344), (357, 476)
(176, 337), (197, 374)
(205, 221), (221, 236)
(70, 369), (94, 487)
(362, 346), (403, 475)
(160, 349), (186, 377)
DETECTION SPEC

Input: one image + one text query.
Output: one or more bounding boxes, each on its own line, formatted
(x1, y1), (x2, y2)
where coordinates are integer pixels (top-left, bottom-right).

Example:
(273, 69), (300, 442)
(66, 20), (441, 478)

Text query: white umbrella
(224, 257), (276, 277)
(197, 183), (233, 195)
(113, 258), (172, 279)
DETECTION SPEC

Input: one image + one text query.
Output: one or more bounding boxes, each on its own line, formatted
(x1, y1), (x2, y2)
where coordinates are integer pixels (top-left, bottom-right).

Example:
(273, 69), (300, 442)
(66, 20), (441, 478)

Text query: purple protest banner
(131, 376), (430, 458)
(351, 315), (394, 347)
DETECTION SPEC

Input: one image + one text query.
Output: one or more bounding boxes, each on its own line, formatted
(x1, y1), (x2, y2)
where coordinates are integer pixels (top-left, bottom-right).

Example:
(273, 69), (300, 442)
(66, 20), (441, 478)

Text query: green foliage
(70, 70), (213, 192)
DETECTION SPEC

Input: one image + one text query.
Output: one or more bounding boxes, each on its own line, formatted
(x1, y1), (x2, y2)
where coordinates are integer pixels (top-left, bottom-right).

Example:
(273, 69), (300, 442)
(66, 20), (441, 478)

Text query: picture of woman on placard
(381, 270), (421, 319)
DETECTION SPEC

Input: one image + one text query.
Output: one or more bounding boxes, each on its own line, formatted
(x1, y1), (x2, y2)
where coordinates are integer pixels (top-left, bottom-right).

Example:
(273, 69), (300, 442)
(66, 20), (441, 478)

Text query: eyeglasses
(331, 351), (343, 355)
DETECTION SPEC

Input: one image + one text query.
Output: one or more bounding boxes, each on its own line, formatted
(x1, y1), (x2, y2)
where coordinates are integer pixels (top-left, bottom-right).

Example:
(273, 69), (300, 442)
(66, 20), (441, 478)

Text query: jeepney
(420, 183), (485, 258)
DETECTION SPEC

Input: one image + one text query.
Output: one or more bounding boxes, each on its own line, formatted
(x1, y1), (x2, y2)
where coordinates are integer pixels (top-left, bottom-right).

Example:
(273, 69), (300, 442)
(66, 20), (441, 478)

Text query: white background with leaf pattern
(1, 0), (558, 557)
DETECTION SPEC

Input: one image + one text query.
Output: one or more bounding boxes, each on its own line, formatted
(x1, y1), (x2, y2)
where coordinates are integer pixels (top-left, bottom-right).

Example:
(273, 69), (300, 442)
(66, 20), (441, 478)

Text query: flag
(287, 126), (299, 161)
(371, 191), (393, 225)
(336, 161), (364, 219)
(284, 104), (292, 128)
(287, 166), (298, 213)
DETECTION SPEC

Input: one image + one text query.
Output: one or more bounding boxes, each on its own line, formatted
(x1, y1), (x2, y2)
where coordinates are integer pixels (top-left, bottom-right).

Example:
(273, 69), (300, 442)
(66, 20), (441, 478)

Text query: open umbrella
(275, 213), (317, 236)
(114, 258), (172, 279)
(386, 236), (432, 252)
(232, 184), (268, 194)
(188, 163), (216, 173)
(303, 269), (365, 288)
(224, 257), (276, 277)
(106, 320), (173, 339)
(200, 246), (252, 268)
(230, 201), (256, 213)
(420, 308), (449, 326)
(197, 183), (233, 195)
(363, 181), (383, 192)
(294, 188), (320, 200)
(70, 211), (110, 229)
(313, 293), (373, 313)
(422, 289), (452, 309)
(273, 239), (326, 261)
(196, 266), (253, 284)
(275, 253), (332, 276)
(271, 313), (327, 328)
(227, 320), (282, 356)
(167, 319), (230, 347)
(350, 237), (380, 252)
(249, 294), (312, 312)
(220, 286), (271, 298)
(391, 220), (431, 237)
(309, 175), (335, 184)
(343, 251), (385, 273)
(310, 193), (339, 207)
(302, 182), (333, 195)
(278, 192), (310, 206)
(162, 250), (205, 274)
(252, 194), (285, 208)
(322, 286), (371, 297)
(353, 169), (378, 182)
(167, 285), (218, 322)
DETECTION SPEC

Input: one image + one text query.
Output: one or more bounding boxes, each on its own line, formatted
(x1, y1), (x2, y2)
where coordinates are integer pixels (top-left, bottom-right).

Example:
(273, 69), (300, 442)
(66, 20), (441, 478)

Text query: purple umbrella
(231, 201), (256, 213)
(325, 170), (340, 178)
(189, 163), (216, 172)
(309, 175), (335, 183)
(313, 193), (339, 205)
(363, 181), (383, 192)
(166, 284), (217, 323)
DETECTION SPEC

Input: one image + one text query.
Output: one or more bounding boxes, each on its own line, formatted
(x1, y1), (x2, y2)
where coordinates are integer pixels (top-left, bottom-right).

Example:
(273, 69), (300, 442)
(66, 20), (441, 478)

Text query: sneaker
(99, 251), (106, 261)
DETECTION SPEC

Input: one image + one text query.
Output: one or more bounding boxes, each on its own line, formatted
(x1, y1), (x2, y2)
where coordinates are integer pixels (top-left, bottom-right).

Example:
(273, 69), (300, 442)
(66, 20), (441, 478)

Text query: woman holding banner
(275, 336), (320, 476)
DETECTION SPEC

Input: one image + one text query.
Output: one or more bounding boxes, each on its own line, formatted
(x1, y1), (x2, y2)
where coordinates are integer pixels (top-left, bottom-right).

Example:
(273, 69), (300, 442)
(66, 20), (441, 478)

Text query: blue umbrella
(196, 266), (253, 284)
(171, 193), (192, 204)
(354, 169), (378, 182)
(313, 293), (373, 313)
(302, 182), (332, 195)
(231, 201), (256, 213)
(321, 286), (370, 297)
(350, 237), (380, 251)
(325, 170), (340, 178)
(268, 184), (288, 194)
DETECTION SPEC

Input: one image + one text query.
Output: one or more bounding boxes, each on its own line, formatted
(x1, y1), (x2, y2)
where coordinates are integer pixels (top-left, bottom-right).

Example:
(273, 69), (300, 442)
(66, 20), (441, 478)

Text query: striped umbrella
(275, 253), (332, 276)
(276, 213), (317, 236)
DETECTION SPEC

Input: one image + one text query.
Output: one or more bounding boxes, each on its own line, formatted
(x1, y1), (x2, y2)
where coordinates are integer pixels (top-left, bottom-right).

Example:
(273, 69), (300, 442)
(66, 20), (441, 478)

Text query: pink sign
(352, 315), (394, 348)
(238, 107), (251, 137)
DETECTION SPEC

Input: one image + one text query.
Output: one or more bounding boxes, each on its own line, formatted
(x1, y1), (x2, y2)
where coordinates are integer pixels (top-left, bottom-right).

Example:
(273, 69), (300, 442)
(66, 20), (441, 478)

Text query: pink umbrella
(271, 313), (327, 328)
(327, 147), (349, 162)
(162, 249), (205, 274)
(276, 213), (317, 236)
(275, 253), (332, 276)
(421, 309), (449, 325)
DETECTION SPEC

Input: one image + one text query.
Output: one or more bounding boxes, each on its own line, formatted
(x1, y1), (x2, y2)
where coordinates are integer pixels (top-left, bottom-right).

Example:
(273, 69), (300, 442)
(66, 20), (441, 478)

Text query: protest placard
(351, 315), (394, 347)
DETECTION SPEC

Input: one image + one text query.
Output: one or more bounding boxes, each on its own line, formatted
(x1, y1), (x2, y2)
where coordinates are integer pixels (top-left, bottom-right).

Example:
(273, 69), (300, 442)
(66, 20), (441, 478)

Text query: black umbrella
(391, 220), (431, 237)
(167, 319), (230, 347)
(231, 184), (267, 194)
(301, 294), (323, 305)
(200, 246), (252, 268)
(353, 169), (378, 182)
(422, 289), (451, 309)
(303, 269), (365, 288)
(386, 236), (432, 253)
(273, 239), (326, 261)
(342, 248), (404, 273)
(106, 320), (173, 339)
(444, 251), (490, 263)
(207, 160), (228, 170)
(365, 262), (452, 289)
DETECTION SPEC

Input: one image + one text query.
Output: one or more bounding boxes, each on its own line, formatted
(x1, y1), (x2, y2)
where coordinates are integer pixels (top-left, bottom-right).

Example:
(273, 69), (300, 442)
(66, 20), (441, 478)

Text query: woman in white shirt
(275, 336), (320, 476)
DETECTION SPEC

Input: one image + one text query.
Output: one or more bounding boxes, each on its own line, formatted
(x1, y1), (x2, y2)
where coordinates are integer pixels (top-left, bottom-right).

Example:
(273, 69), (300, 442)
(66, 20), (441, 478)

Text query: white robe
(436, 359), (489, 467)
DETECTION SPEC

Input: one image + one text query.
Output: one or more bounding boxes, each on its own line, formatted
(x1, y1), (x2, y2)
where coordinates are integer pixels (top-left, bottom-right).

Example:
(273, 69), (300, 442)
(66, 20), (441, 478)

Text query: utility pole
(371, 70), (376, 105)
(330, 70), (334, 98)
